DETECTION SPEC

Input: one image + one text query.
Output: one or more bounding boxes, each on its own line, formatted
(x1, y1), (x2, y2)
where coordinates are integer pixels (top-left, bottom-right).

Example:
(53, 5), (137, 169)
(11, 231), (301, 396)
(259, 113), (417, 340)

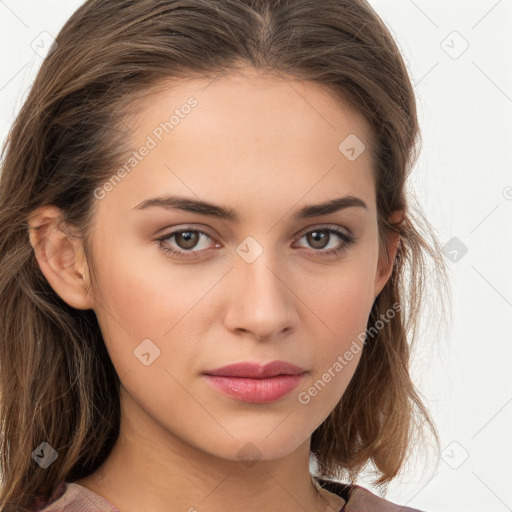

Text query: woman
(0, 1), (448, 511)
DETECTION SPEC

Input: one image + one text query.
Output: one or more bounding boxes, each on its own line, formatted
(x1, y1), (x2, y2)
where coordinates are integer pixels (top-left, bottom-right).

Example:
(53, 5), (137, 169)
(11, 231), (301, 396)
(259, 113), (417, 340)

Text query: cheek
(293, 257), (377, 406)
(89, 232), (239, 385)
(89, 237), (191, 365)
(300, 256), (376, 339)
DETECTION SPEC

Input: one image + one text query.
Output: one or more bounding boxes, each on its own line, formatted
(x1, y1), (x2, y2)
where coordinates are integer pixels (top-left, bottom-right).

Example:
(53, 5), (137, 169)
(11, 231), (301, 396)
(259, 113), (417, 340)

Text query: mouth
(202, 360), (307, 403)
(203, 360), (307, 378)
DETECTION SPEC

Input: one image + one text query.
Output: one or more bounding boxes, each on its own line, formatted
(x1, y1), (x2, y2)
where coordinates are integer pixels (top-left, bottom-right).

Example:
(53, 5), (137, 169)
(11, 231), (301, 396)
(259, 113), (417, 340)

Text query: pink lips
(202, 361), (307, 403)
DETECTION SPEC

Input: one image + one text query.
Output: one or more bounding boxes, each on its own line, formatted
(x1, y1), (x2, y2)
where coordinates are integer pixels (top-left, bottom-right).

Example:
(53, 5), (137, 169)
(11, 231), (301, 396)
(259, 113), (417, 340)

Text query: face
(32, 67), (398, 464)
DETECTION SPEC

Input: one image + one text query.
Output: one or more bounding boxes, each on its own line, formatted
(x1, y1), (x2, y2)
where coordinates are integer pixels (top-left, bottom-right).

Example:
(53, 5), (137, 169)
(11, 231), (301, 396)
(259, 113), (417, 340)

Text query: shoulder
(34, 482), (120, 512)
(315, 478), (427, 512)
(346, 484), (427, 512)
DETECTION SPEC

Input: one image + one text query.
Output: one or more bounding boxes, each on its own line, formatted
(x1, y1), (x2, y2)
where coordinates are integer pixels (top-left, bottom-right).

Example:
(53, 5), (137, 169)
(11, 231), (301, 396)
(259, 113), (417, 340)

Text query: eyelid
(156, 223), (352, 241)
(155, 222), (215, 238)
(295, 223), (353, 238)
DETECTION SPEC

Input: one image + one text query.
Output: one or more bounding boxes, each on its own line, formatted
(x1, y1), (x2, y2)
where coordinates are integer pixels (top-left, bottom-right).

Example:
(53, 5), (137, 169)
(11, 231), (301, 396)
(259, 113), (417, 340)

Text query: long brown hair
(0, 0), (449, 510)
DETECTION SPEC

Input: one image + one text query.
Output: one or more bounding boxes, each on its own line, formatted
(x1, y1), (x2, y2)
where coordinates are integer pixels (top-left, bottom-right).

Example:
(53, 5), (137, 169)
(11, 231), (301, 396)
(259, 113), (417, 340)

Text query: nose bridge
(237, 237), (287, 307)
(225, 235), (296, 339)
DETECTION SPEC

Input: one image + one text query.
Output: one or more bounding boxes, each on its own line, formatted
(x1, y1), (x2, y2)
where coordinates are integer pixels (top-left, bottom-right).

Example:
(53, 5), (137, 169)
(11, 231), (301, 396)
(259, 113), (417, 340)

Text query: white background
(1, 1), (511, 511)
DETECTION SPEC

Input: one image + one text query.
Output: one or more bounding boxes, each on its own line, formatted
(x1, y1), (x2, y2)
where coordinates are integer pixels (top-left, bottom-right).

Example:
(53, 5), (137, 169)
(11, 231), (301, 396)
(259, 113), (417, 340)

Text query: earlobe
(27, 205), (94, 311)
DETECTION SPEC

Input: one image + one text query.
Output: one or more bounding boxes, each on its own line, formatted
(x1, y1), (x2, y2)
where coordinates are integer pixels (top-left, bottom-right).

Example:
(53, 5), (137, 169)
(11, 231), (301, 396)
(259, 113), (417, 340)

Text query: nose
(223, 245), (298, 342)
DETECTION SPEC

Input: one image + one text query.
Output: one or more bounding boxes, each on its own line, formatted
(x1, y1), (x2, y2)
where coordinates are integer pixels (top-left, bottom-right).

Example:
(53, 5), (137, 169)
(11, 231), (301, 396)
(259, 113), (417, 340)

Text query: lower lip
(203, 374), (306, 403)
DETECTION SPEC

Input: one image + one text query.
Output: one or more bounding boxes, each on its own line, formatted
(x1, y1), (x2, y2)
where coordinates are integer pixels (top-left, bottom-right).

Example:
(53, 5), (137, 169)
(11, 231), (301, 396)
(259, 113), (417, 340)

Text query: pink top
(35, 479), (426, 511)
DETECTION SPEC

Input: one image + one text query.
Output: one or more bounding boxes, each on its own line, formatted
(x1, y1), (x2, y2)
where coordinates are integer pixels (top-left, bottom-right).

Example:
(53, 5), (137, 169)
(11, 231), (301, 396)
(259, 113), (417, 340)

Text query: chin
(191, 431), (308, 465)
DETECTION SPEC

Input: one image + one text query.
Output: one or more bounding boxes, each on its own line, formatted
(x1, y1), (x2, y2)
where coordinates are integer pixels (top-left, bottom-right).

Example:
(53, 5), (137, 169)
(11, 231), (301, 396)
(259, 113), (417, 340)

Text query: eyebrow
(131, 194), (367, 221)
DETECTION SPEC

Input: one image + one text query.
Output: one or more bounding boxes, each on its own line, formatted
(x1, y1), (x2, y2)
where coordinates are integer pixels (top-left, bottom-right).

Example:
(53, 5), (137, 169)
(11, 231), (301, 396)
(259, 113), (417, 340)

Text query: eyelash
(156, 225), (356, 260)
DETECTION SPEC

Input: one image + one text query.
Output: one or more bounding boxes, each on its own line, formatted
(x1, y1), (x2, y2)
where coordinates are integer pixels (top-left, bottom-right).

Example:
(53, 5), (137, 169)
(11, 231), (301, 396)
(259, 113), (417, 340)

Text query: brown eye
(306, 230), (331, 249)
(295, 226), (355, 256)
(156, 225), (355, 261)
(174, 231), (200, 250)
(156, 228), (218, 259)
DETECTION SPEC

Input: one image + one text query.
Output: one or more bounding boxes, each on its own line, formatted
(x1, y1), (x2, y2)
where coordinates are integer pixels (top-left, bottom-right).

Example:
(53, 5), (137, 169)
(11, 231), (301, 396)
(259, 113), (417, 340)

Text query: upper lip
(203, 360), (306, 378)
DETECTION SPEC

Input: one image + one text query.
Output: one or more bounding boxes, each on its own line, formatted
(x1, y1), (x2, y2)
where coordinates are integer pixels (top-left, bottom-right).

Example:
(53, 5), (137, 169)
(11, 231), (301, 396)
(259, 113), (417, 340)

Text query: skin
(28, 66), (401, 512)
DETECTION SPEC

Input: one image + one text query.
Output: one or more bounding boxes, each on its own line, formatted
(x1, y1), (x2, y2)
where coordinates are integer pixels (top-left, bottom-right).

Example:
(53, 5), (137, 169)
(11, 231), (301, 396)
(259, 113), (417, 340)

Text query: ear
(373, 209), (403, 299)
(27, 205), (94, 310)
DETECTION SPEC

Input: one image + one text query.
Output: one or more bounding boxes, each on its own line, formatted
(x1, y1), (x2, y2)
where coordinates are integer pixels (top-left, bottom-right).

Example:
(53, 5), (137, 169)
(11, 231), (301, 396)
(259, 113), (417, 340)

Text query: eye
(155, 225), (356, 260)
(156, 227), (219, 260)
(293, 226), (355, 256)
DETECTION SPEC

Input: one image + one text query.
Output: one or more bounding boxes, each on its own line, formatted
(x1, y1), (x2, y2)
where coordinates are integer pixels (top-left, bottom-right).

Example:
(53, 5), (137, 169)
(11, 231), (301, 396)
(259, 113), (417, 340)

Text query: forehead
(95, 67), (376, 222)
(130, 67), (373, 148)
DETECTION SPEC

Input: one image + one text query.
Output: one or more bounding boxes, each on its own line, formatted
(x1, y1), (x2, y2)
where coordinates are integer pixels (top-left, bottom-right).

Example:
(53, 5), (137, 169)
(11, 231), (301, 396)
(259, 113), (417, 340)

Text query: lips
(203, 360), (306, 378)
(202, 361), (307, 403)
